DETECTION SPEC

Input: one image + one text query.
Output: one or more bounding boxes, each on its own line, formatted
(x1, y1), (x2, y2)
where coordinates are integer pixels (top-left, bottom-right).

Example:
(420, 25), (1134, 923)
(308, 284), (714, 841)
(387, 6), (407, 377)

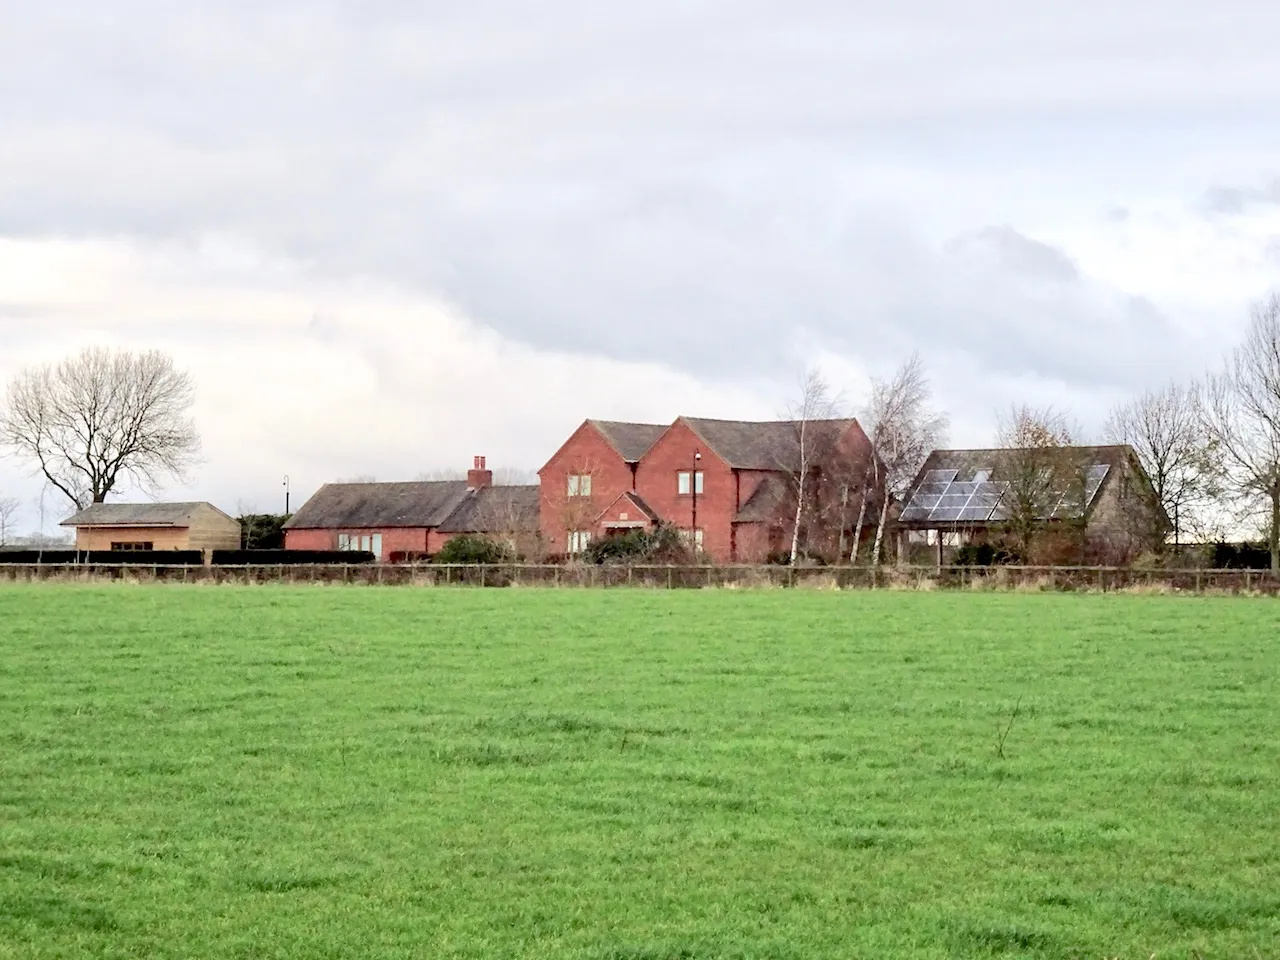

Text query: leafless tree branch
(1104, 380), (1221, 546)
(0, 348), (201, 510)
(1201, 294), (1280, 571)
(863, 353), (948, 565)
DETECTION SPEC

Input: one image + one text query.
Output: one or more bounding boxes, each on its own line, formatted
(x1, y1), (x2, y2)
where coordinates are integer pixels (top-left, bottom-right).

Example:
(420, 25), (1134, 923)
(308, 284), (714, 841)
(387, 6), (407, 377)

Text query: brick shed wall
(285, 527), (430, 561)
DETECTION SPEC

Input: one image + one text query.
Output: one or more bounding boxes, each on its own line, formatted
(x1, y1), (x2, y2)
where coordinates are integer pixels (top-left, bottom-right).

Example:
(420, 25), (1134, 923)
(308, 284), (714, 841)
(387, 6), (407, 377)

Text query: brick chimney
(467, 455), (493, 488)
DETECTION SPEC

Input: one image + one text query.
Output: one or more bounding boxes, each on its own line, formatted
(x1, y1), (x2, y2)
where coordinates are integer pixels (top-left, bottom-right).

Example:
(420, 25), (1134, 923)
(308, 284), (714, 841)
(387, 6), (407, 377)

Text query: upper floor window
(677, 470), (704, 495)
(567, 474), (592, 497)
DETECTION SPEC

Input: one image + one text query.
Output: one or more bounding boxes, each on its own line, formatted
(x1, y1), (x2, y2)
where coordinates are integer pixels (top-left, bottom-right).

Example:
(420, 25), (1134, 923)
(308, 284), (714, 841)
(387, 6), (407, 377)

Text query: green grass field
(1, 586), (1277, 959)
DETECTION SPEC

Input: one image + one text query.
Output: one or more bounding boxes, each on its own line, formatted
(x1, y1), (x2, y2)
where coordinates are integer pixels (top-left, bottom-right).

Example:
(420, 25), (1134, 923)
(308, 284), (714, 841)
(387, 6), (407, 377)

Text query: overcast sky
(3, 2), (1280, 531)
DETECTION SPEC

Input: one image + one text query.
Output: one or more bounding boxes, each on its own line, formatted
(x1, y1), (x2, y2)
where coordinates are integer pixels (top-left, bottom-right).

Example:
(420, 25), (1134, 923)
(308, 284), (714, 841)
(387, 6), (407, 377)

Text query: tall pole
(691, 449), (701, 554)
(283, 475), (290, 515)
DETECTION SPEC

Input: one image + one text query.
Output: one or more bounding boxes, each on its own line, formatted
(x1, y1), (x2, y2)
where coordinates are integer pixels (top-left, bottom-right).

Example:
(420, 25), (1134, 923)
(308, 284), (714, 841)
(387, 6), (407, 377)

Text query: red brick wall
(634, 421), (737, 561)
(284, 529), (332, 552)
(538, 421), (637, 555)
(597, 494), (656, 531)
(284, 527), (429, 561)
(732, 521), (777, 563)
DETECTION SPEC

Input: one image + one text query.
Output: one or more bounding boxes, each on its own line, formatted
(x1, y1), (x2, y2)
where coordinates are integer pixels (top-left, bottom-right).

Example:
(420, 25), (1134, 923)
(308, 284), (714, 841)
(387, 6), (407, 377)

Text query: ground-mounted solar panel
(956, 506), (993, 522)
(923, 469), (958, 484)
(947, 481), (982, 496)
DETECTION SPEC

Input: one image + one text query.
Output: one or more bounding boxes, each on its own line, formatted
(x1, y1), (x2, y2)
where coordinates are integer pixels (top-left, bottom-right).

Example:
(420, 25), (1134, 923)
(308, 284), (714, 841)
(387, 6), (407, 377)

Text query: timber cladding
(63, 502), (242, 552)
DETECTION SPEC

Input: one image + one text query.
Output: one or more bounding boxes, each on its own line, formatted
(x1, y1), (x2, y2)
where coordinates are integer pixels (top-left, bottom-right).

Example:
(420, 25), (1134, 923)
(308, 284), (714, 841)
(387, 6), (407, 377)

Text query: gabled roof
(435, 485), (540, 534)
(282, 482), (472, 530)
(589, 420), (667, 463)
(681, 417), (863, 471)
(898, 444), (1148, 528)
(733, 475), (788, 523)
(60, 502), (233, 528)
(595, 490), (661, 525)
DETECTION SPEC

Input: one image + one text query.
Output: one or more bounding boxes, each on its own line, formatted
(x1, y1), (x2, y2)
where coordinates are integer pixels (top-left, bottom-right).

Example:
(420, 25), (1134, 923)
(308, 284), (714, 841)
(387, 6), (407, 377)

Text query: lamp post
(691, 449), (701, 554)
(283, 475), (290, 515)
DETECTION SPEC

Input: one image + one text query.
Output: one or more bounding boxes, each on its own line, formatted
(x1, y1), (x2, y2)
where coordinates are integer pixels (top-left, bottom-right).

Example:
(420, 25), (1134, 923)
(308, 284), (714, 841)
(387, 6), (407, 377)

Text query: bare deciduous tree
(783, 368), (842, 565)
(0, 348), (200, 510)
(1104, 381), (1220, 547)
(994, 404), (1084, 558)
(860, 354), (948, 565)
(415, 467), (538, 484)
(0, 494), (19, 545)
(472, 489), (541, 559)
(1202, 294), (1280, 572)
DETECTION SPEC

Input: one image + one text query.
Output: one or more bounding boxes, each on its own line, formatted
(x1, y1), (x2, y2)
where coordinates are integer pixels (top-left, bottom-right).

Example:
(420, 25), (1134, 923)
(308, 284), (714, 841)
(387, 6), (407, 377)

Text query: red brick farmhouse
(283, 458), (539, 561)
(539, 416), (878, 563)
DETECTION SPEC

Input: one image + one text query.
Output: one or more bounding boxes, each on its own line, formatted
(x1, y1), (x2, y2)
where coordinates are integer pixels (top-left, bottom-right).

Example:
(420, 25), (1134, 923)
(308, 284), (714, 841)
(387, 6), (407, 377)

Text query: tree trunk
(872, 491), (891, 567)
(789, 483), (804, 567)
(1271, 488), (1279, 575)
(851, 482), (870, 564)
(835, 485), (849, 564)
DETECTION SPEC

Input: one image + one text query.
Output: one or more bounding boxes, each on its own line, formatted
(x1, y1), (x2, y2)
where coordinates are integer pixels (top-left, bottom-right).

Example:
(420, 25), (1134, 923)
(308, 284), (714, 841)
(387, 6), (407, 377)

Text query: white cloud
(3, 1), (1280, 535)
(0, 237), (774, 532)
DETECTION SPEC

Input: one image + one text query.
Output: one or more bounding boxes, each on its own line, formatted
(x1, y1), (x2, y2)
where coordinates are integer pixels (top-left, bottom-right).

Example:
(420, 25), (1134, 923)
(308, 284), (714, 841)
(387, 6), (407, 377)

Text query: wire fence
(1, 561), (1279, 593)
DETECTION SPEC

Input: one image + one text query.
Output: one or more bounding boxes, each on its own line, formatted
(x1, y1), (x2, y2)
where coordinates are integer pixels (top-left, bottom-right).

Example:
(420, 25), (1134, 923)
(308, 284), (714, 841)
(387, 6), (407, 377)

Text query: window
(338, 533), (382, 557)
(567, 474), (592, 497)
(111, 541), (153, 551)
(677, 471), (704, 495)
(680, 528), (704, 550)
(567, 530), (592, 554)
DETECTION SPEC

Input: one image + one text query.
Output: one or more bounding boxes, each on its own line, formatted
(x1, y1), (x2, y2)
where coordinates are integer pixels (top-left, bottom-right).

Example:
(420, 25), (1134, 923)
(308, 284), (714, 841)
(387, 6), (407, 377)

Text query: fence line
(0, 561), (1278, 593)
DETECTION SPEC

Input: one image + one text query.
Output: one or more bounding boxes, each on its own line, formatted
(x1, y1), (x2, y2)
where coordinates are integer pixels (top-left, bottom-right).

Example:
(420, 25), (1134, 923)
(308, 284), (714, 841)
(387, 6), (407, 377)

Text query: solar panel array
(899, 464), (1110, 525)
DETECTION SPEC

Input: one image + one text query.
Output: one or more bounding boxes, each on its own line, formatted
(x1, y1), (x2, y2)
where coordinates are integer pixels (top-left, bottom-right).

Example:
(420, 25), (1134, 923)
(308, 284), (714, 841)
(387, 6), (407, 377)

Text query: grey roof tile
(61, 502), (220, 527)
(589, 420), (667, 462)
(682, 417), (862, 471)
(282, 482), (471, 529)
(436, 485), (540, 533)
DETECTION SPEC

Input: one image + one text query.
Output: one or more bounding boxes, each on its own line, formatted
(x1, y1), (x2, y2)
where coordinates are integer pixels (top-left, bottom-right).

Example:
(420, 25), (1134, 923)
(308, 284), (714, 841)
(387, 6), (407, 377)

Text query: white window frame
(567, 474), (592, 497)
(677, 471), (704, 495)
(337, 532), (382, 557)
(680, 528), (704, 549)
(567, 530), (592, 554)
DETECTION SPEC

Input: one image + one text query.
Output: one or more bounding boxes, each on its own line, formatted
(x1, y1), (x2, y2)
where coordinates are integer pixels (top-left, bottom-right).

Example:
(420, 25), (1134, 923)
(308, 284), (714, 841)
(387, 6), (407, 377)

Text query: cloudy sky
(3, 2), (1280, 532)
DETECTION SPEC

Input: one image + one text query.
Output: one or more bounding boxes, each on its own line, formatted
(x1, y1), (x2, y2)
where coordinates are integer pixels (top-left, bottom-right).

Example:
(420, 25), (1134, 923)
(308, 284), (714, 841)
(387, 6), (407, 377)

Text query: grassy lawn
(1, 586), (1277, 959)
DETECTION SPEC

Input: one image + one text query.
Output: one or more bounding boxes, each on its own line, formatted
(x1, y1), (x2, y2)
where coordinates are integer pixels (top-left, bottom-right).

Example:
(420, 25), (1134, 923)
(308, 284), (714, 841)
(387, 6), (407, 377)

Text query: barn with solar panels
(897, 444), (1169, 564)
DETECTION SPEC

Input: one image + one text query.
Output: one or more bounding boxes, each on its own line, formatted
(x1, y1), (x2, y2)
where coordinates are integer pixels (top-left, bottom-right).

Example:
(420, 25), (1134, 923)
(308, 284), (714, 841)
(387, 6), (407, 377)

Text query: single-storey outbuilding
(60, 502), (242, 552)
